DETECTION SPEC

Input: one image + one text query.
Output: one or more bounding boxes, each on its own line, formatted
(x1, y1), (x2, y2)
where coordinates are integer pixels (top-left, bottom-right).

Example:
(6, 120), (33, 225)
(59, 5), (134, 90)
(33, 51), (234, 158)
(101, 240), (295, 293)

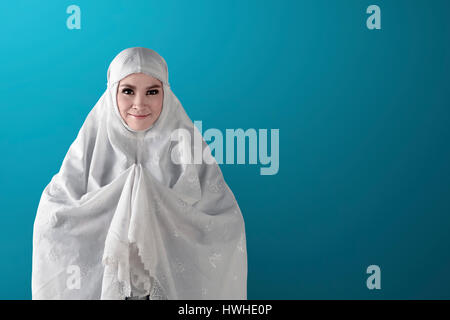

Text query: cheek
(117, 95), (130, 114)
(154, 95), (164, 113)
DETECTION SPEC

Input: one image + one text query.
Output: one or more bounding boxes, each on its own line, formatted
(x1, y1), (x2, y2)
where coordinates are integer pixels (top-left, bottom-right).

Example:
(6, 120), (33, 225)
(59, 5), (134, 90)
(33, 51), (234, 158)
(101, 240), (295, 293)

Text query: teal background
(1, 0), (449, 299)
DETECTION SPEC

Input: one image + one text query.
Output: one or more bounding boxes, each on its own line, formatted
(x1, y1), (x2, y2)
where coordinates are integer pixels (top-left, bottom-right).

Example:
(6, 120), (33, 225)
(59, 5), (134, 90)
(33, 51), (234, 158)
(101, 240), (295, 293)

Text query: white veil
(31, 47), (248, 300)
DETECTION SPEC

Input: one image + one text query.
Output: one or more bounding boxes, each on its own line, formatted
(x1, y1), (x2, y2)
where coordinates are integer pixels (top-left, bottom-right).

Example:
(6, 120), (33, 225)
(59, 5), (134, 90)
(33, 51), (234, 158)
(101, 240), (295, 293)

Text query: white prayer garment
(32, 47), (248, 300)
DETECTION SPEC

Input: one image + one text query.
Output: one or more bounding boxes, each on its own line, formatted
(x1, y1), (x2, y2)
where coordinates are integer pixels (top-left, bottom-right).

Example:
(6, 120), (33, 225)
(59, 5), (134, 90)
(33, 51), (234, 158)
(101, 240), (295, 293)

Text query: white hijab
(32, 47), (248, 300)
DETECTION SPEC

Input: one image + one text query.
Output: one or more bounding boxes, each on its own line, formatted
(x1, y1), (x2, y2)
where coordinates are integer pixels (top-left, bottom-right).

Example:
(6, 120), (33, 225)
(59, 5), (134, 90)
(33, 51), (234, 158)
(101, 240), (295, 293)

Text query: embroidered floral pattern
(204, 219), (213, 232)
(177, 198), (188, 208)
(148, 276), (168, 300)
(150, 154), (160, 166)
(186, 172), (200, 187)
(47, 246), (60, 261)
(174, 258), (185, 274)
(80, 264), (95, 280)
(207, 179), (226, 193)
(176, 198), (192, 215)
(208, 252), (222, 268)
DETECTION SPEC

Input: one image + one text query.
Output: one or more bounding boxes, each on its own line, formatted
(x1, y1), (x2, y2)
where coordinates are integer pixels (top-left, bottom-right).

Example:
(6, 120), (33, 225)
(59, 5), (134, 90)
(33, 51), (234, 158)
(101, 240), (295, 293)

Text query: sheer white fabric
(32, 47), (248, 300)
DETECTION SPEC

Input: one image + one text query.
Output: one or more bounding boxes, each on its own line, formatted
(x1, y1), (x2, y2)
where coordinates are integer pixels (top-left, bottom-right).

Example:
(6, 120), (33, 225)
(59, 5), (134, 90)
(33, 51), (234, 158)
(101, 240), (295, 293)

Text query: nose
(132, 92), (147, 108)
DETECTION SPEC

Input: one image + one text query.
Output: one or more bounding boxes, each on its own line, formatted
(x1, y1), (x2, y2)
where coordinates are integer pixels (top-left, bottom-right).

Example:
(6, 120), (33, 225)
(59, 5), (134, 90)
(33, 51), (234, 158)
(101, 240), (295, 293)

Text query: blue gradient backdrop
(1, 0), (449, 299)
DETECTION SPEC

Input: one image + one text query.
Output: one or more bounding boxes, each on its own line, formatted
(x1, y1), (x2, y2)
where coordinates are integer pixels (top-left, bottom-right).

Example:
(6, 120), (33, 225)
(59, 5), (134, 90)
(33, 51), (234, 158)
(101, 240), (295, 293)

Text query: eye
(121, 88), (159, 95)
(122, 88), (133, 95)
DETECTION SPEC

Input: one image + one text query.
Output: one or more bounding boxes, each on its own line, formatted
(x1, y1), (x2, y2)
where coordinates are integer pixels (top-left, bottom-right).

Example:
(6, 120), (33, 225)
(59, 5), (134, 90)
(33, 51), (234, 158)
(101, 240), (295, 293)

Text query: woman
(32, 47), (248, 300)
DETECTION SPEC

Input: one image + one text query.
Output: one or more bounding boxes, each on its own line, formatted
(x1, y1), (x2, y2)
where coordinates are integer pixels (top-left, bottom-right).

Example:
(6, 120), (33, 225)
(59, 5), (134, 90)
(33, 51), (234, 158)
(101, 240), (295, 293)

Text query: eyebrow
(119, 83), (162, 89)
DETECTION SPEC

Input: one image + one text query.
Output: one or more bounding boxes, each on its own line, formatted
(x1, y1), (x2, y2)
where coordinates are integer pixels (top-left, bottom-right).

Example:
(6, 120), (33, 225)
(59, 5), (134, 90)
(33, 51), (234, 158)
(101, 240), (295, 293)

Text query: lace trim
(130, 241), (169, 300)
(103, 243), (169, 300)
(125, 277), (167, 300)
(148, 276), (168, 300)
(102, 256), (131, 299)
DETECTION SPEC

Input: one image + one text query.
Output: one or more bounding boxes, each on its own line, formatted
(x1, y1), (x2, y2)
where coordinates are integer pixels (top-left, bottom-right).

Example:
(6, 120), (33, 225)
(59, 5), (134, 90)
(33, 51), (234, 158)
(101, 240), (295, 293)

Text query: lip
(128, 113), (151, 119)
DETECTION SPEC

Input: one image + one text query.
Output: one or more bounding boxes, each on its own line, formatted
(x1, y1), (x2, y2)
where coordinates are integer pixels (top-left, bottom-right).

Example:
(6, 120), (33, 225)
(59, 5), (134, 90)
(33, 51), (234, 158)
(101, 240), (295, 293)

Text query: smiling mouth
(128, 113), (151, 119)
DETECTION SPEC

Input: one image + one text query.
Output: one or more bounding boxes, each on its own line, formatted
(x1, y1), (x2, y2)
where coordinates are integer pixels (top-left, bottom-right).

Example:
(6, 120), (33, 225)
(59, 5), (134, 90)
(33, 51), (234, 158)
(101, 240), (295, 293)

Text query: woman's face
(117, 72), (164, 131)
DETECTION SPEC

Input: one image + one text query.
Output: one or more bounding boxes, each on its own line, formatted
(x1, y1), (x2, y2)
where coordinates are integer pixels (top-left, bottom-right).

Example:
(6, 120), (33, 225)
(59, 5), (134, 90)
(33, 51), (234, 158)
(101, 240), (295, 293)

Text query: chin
(129, 122), (153, 131)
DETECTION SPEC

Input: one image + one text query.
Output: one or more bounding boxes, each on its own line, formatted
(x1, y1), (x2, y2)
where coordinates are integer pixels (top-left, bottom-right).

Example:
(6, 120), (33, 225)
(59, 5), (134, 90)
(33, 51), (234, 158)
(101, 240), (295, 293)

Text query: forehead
(119, 72), (162, 86)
